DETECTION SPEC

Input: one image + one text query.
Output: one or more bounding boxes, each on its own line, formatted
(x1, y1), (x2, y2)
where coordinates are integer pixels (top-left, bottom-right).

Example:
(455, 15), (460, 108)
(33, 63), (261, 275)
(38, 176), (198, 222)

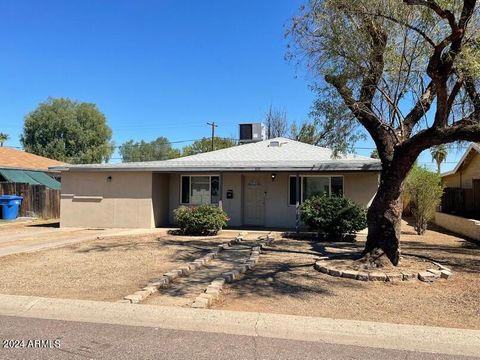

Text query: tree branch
(325, 74), (400, 161)
(361, 12), (436, 47)
(325, 75), (381, 129)
(359, 20), (388, 105)
(446, 77), (464, 116)
(403, 81), (436, 135)
(459, 0), (477, 28)
(400, 111), (480, 157)
(403, 0), (458, 30)
(464, 76), (480, 112)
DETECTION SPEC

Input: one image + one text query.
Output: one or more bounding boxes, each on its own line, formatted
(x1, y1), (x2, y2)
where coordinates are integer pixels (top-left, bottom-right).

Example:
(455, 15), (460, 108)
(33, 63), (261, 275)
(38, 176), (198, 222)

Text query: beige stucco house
(440, 142), (480, 217)
(52, 138), (381, 229)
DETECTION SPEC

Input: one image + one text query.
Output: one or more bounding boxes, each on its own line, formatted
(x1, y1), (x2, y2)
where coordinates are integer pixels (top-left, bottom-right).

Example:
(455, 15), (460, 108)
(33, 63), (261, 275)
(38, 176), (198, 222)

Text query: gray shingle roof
(52, 137), (381, 172)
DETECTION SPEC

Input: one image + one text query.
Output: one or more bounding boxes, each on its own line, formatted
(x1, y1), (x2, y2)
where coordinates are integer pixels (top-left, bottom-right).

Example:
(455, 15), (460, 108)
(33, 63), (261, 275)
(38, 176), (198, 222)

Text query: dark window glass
(289, 177), (298, 206)
(331, 176), (344, 196)
(181, 176), (190, 203)
(211, 176), (220, 204)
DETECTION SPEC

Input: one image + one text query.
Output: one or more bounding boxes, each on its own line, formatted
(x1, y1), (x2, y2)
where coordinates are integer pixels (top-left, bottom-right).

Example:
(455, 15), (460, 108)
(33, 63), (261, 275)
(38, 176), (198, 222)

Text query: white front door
(244, 175), (265, 226)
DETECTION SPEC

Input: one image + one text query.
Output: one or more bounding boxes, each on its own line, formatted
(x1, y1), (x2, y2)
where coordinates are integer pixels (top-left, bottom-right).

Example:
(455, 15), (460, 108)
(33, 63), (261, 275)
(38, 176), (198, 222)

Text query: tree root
(358, 248), (398, 269)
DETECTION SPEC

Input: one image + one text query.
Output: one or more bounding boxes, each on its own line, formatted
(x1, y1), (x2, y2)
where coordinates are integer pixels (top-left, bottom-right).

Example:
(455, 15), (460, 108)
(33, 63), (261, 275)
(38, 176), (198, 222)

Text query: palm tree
(0, 133), (9, 147)
(370, 149), (379, 159)
(431, 144), (448, 174)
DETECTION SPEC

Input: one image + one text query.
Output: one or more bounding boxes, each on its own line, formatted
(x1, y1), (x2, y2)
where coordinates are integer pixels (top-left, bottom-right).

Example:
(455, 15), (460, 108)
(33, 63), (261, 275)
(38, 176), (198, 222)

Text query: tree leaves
(119, 137), (180, 162)
(404, 165), (444, 234)
(181, 137), (236, 156)
(21, 98), (113, 164)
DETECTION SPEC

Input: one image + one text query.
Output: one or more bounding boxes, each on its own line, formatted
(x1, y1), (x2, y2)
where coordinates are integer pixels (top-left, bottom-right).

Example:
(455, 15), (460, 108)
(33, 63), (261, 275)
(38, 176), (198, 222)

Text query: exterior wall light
(271, 173), (276, 182)
(107, 176), (112, 182)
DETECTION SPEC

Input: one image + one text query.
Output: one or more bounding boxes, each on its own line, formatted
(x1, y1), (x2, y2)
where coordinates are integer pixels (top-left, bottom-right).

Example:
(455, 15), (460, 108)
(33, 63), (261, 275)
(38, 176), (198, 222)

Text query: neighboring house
(440, 143), (480, 218)
(52, 137), (381, 229)
(0, 147), (63, 190)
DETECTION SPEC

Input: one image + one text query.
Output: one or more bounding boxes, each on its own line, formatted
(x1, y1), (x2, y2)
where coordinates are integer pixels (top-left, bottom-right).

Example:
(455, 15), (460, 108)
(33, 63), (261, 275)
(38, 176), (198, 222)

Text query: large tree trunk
(363, 161), (410, 266)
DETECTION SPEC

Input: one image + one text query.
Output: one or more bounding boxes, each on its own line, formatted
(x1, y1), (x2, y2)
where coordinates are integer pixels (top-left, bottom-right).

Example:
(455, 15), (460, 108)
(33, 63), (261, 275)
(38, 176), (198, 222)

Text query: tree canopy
(288, 0), (480, 155)
(288, 0), (480, 265)
(21, 98), (113, 164)
(182, 137), (236, 156)
(119, 137), (180, 162)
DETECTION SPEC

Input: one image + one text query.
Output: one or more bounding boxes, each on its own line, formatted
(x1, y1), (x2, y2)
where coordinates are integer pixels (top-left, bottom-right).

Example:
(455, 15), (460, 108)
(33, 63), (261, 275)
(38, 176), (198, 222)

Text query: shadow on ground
(223, 238), (368, 300)
(74, 235), (234, 265)
(402, 241), (480, 273)
(225, 223), (480, 300)
(26, 221), (60, 228)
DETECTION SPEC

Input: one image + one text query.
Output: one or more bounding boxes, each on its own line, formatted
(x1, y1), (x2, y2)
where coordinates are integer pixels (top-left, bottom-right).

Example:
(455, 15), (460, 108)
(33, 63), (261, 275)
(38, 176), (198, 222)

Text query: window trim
(288, 175), (344, 207)
(180, 174), (220, 205)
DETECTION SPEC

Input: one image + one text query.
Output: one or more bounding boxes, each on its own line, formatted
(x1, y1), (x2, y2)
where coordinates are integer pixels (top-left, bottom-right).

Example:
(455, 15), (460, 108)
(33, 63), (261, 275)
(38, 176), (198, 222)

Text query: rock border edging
(120, 232), (247, 304)
(191, 233), (275, 308)
(314, 259), (453, 283)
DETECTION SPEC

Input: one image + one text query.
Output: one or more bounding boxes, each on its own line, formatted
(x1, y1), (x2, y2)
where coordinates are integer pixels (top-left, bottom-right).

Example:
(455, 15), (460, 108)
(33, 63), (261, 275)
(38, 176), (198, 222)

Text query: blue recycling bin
(0, 195), (23, 220)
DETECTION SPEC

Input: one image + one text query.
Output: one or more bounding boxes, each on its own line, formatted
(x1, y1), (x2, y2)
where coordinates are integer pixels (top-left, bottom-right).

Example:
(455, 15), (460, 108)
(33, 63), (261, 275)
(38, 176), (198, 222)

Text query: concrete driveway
(0, 222), (159, 257)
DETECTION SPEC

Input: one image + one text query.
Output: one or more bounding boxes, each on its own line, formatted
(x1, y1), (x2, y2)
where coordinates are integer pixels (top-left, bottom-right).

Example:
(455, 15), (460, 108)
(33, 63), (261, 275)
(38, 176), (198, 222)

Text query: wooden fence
(0, 182), (60, 219)
(441, 187), (475, 217)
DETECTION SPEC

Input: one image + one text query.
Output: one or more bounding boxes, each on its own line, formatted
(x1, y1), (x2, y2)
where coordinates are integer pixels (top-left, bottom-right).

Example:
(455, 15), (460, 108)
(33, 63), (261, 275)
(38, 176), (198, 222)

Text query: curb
(0, 294), (479, 357)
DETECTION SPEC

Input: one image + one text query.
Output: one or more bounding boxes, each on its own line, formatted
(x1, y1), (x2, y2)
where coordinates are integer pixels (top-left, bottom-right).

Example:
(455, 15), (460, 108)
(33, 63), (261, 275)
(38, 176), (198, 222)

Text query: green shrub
(300, 194), (367, 239)
(404, 165), (444, 235)
(174, 204), (229, 235)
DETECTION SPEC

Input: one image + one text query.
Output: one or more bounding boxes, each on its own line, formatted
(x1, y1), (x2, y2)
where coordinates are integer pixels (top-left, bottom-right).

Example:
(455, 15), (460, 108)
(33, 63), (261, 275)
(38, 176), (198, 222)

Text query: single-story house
(440, 142), (480, 217)
(0, 147), (63, 190)
(52, 137), (381, 229)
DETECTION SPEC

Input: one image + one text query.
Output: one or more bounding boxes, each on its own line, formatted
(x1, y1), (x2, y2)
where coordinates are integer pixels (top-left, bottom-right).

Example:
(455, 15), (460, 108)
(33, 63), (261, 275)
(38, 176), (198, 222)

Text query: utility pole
(206, 122), (218, 151)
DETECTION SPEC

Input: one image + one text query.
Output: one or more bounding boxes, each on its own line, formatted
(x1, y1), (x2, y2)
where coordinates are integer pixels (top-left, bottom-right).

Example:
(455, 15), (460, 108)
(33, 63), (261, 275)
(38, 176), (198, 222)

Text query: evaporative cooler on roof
(238, 123), (266, 144)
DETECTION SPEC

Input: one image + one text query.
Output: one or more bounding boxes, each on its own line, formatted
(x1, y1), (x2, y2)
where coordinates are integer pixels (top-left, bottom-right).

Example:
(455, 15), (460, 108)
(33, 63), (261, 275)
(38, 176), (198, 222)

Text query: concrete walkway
(0, 294), (478, 357)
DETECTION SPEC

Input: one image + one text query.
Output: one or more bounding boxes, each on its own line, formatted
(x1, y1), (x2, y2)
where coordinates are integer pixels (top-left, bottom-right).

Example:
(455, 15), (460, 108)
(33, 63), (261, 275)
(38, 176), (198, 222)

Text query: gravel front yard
(0, 230), (236, 301)
(213, 220), (480, 330)
(1, 221), (478, 330)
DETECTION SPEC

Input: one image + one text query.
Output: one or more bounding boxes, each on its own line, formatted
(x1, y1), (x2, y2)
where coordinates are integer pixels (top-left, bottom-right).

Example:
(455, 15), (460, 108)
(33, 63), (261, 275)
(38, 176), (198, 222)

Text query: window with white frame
(289, 175), (344, 206)
(180, 175), (220, 205)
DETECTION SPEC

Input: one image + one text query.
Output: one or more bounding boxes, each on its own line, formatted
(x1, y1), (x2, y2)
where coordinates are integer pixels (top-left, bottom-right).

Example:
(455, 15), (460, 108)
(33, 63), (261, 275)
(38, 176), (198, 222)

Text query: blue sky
(0, 0), (467, 171)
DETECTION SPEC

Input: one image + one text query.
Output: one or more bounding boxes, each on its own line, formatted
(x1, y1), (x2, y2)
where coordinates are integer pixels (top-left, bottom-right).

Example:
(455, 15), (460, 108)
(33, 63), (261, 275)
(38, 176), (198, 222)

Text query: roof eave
(1, 166), (60, 173)
(440, 142), (480, 177)
(53, 165), (382, 172)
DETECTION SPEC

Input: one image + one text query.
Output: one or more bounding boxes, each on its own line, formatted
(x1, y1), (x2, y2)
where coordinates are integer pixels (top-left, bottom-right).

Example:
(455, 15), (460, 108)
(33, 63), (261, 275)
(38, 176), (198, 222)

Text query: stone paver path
(143, 241), (257, 307)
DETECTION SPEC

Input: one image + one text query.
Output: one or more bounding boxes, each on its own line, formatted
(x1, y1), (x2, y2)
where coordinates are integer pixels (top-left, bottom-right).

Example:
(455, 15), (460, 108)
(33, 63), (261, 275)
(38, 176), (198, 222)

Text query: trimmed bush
(300, 194), (367, 239)
(404, 165), (444, 235)
(174, 204), (229, 235)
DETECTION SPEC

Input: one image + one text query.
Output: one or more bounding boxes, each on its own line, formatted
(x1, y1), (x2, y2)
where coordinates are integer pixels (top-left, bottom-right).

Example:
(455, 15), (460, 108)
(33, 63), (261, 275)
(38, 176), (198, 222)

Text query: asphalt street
(0, 315), (477, 360)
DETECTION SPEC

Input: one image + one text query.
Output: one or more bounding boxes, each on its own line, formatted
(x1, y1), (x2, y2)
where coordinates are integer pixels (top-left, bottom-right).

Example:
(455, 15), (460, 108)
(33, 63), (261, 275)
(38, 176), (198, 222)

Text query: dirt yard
(1, 220), (478, 330)
(0, 229), (244, 302)
(213, 220), (480, 330)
